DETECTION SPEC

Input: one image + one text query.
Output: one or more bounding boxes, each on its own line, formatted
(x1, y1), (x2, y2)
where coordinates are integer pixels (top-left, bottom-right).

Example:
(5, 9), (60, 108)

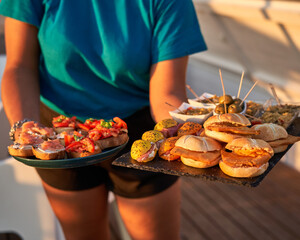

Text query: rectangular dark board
(112, 118), (300, 187)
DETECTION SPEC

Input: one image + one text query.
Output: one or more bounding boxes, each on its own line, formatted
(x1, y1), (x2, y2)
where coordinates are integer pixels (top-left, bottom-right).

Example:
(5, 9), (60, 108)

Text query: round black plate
(13, 141), (128, 169)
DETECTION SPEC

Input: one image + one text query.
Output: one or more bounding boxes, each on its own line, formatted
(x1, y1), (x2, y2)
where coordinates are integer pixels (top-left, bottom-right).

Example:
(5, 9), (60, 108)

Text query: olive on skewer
(228, 103), (243, 113)
(232, 98), (242, 106)
(219, 95), (233, 105)
(214, 104), (226, 114)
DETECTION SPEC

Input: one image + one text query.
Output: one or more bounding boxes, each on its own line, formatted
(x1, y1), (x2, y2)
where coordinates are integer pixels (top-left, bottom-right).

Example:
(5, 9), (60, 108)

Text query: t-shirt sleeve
(151, 0), (207, 64)
(0, 0), (44, 28)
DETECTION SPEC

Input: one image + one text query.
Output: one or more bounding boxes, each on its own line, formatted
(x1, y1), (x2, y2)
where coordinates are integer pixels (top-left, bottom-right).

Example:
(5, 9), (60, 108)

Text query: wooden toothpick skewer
(240, 80), (259, 107)
(219, 69), (227, 113)
(237, 71), (244, 99)
(203, 96), (217, 105)
(165, 102), (185, 114)
(219, 69), (226, 97)
(244, 114), (262, 121)
(269, 83), (282, 106)
(186, 84), (199, 99)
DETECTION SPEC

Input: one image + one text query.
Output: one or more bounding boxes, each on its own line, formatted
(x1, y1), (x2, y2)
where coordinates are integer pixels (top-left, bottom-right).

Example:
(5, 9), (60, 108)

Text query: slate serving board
(112, 118), (300, 187)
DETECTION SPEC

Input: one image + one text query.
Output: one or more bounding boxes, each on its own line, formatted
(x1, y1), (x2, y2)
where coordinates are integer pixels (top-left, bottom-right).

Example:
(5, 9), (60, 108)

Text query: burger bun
(219, 160), (269, 178)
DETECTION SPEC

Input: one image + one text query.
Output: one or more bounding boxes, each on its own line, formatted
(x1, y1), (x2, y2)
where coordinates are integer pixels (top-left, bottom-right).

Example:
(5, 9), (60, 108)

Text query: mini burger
(154, 119), (182, 138)
(131, 139), (158, 162)
(204, 113), (259, 142)
(158, 136), (180, 161)
(171, 135), (222, 168)
(220, 138), (274, 178)
(141, 130), (165, 148)
(177, 122), (203, 137)
(251, 123), (300, 153)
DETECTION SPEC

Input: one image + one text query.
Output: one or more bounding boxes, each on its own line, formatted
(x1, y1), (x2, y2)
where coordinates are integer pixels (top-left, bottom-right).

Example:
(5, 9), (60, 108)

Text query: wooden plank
(204, 179), (298, 240)
(263, 163), (300, 193)
(182, 178), (275, 240)
(228, 176), (300, 239)
(251, 179), (300, 225)
(180, 209), (211, 240)
(182, 179), (259, 240)
(181, 187), (231, 240)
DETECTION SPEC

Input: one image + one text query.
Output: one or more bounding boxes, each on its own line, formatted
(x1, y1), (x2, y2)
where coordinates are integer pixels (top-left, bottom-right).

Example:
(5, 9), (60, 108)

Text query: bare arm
(1, 17), (41, 125)
(149, 56), (188, 123)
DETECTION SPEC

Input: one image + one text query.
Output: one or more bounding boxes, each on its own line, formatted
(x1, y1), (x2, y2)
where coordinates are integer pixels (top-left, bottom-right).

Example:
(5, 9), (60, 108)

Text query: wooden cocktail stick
(165, 102), (185, 114)
(237, 71), (244, 99)
(219, 69), (227, 113)
(202, 96), (217, 105)
(219, 69), (226, 96)
(269, 83), (282, 106)
(186, 84), (199, 99)
(244, 114), (262, 121)
(240, 81), (258, 107)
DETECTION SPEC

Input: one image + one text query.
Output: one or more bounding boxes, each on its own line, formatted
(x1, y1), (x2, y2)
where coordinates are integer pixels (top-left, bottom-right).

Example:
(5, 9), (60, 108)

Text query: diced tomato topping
(64, 134), (73, 147)
(96, 127), (113, 139)
(65, 137), (95, 153)
(52, 115), (77, 128)
(65, 141), (82, 152)
(77, 123), (91, 132)
(88, 129), (102, 141)
(81, 138), (95, 153)
(84, 118), (100, 129)
(112, 117), (127, 129)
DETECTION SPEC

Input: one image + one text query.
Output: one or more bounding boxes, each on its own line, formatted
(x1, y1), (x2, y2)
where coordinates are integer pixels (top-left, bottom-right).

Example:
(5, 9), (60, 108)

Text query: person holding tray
(0, 1), (207, 239)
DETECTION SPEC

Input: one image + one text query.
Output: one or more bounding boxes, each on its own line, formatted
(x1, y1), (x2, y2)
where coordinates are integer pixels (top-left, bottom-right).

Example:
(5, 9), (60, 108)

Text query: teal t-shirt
(0, 0), (207, 121)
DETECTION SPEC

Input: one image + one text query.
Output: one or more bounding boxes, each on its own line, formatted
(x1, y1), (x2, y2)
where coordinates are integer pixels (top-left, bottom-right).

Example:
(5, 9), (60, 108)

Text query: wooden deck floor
(110, 162), (300, 240)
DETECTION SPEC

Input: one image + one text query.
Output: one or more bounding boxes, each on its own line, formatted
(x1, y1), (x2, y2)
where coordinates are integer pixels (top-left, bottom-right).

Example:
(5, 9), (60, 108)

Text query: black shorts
(36, 104), (178, 198)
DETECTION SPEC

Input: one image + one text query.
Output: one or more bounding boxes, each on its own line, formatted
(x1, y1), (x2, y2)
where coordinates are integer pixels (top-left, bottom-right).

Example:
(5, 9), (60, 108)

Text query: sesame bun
(154, 119), (178, 131)
(204, 113), (251, 128)
(131, 139), (157, 162)
(251, 123), (288, 142)
(131, 140), (152, 159)
(171, 135), (222, 168)
(142, 130), (164, 143)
